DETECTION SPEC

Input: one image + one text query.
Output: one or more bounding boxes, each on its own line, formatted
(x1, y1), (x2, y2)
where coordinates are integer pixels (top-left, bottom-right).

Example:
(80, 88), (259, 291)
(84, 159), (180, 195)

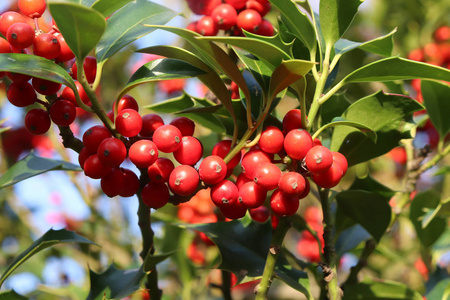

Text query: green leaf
(270, 0), (316, 51)
(320, 0), (364, 45)
(0, 53), (75, 89)
(410, 190), (446, 247)
(0, 152), (81, 189)
(241, 70), (263, 119)
(90, 0), (134, 17)
(435, 166), (450, 176)
(335, 225), (371, 256)
(348, 175), (396, 198)
(0, 290), (28, 300)
(315, 117), (377, 143)
(343, 279), (423, 300)
(48, 1), (106, 60)
(320, 92), (352, 124)
(0, 229), (97, 288)
(86, 264), (145, 300)
(243, 30), (295, 58)
(342, 57), (450, 84)
(95, 1), (177, 64)
(330, 91), (424, 166)
(118, 58), (206, 99)
(426, 278), (450, 300)
(234, 49), (272, 94)
(144, 250), (176, 272)
(421, 80), (450, 138)
(336, 190), (391, 242)
(334, 28), (397, 57)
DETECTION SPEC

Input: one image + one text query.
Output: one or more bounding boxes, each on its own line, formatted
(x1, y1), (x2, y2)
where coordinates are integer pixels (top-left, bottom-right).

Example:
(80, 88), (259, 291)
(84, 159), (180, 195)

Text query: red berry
(142, 182), (170, 209)
(173, 136), (203, 166)
(0, 37), (12, 54)
(82, 125), (112, 153)
(140, 113), (164, 137)
(282, 109), (304, 133)
(225, 0), (247, 10)
(211, 4), (237, 30)
(299, 178), (311, 199)
(0, 12), (27, 37)
(18, 0), (47, 18)
(169, 165), (199, 196)
(61, 81), (90, 107)
(147, 157), (174, 183)
(24, 108), (51, 135)
(256, 19), (274, 36)
(236, 9), (262, 34)
(259, 126), (284, 154)
(304, 146), (333, 174)
(6, 72), (31, 83)
(238, 181), (267, 208)
(196, 16), (219, 36)
(101, 168), (125, 198)
(49, 99), (76, 126)
(311, 162), (344, 189)
(186, 0), (221, 15)
(97, 137), (127, 168)
(78, 147), (93, 169)
(170, 116), (195, 136)
(120, 168), (140, 197)
(278, 172), (306, 197)
(7, 81), (37, 107)
(284, 129), (313, 160)
(72, 56), (97, 84)
(32, 77), (61, 95)
(219, 199), (247, 219)
(241, 149), (271, 180)
(152, 124), (182, 153)
(158, 79), (185, 94)
(212, 139), (241, 169)
(128, 139), (159, 169)
(115, 109), (142, 137)
(211, 179), (239, 208)
(249, 206), (270, 222)
(246, 0), (271, 17)
(113, 94), (139, 113)
(270, 189), (299, 216)
(33, 33), (60, 59)
(253, 162), (281, 191)
(198, 155), (228, 185)
(6, 22), (35, 49)
(83, 154), (112, 179)
(331, 151), (348, 175)
(54, 33), (75, 62)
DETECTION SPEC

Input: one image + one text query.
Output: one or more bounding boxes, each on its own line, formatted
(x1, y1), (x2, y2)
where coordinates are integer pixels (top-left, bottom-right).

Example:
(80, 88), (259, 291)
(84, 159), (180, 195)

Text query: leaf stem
(255, 217), (291, 300)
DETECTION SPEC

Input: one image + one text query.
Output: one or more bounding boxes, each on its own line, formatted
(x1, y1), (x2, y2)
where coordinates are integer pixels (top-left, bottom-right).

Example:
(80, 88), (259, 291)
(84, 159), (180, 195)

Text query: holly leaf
(330, 91), (424, 166)
(48, 0), (106, 60)
(0, 229), (97, 288)
(0, 152), (81, 189)
(320, 93), (352, 124)
(315, 117), (377, 143)
(334, 28), (397, 57)
(86, 264), (145, 300)
(90, 0), (134, 17)
(343, 279), (423, 300)
(335, 225), (371, 256)
(234, 49), (272, 94)
(421, 80), (450, 138)
(348, 175), (396, 198)
(143, 250), (177, 272)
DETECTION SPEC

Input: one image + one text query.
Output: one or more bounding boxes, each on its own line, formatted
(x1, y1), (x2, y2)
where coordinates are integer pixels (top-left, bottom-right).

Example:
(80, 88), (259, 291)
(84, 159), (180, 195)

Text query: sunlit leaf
(334, 28), (396, 57)
(90, 0), (134, 17)
(421, 80), (450, 138)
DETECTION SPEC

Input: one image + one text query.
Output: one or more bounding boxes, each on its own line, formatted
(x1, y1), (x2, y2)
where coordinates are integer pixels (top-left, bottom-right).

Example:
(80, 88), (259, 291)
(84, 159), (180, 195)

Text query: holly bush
(0, 0), (450, 299)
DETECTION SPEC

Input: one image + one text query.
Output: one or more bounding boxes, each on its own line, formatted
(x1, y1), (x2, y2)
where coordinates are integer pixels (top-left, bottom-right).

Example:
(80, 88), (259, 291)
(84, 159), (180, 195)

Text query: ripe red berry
(259, 126), (284, 154)
(236, 9), (262, 34)
(284, 129), (313, 161)
(270, 189), (299, 216)
(147, 157), (174, 183)
(219, 199), (247, 219)
(113, 94), (139, 114)
(33, 33), (61, 59)
(82, 125), (112, 153)
(225, 0), (247, 10)
(24, 108), (51, 135)
(186, 0), (221, 15)
(6, 72), (31, 83)
(211, 4), (238, 30)
(128, 139), (159, 169)
(152, 124), (182, 153)
(142, 182), (170, 209)
(304, 146), (333, 174)
(278, 172), (306, 197)
(0, 37), (12, 54)
(253, 162), (281, 191)
(101, 168), (125, 198)
(196, 16), (219, 36)
(282, 109), (304, 133)
(0, 12), (27, 37)
(170, 116), (195, 136)
(140, 114), (164, 137)
(238, 181), (267, 208)
(198, 155), (228, 185)
(173, 136), (203, 166)
(32, 77), (61, 95)
(241, 149), (271, 180)
(211, 179), (239, 208)
(120, 168), (140, 197)
(212, 139), (241, 169)
(332, 151), (348, 175)
(311, 162), (344, 189)
(18, 0), (47, 18)
(71, 56), (97, 84)
(7, 81), (37, 107)
(83, 154), (112, 179)
(54, 33), (75, 62)
(97, 137), (127, 168)
(78, 147), (93, 169)
(6, 22), (35, 49)
(61, 81), (90, 107)
(256, 19), (274, 36)
(169, 165), (199, 196)
(49, 99), (76, 126)
(246, 0), (271, 17)
(249, 206), (270, 223)
(115, 109), (142, 137)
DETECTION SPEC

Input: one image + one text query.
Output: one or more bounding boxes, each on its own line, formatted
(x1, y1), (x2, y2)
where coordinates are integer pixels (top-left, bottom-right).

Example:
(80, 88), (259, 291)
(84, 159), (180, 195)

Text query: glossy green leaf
(0, 53), (75, 89)
(144, 93), (196, 113)
(320, 0), (364, 45)
(336, 190), (391, 242)
(342, 57), (450, 84)
(90, 0), (134, 17)
(0, 152), (81, 189)
(335, 225), (371, 256)
(421, 80), (450, 138)
(234, 49), (272, 94)
(0, 229), (97, 288)
(0, 290), (27, 300)
(241, 70), (263, 119)
(198, 35), (291, 68)
(48, 1), (106, 60)
(315, 117), (377, 142)
(118, 58), (206, 99)
(86, 264), (145, 300)
(268, 59), (315, 101)
(330, 91), (424, 166)
(349, 175), (396, 198)
(144, 250), (176, 272)
(334, 28), (396, 57)
(410, 190), (446, 247)
(243, 30), (295, 58)
(343, 279), (423, 300)
(95, 1), (177, 64)
(320, 93), (352, 124)
(270, 0), (316, 51)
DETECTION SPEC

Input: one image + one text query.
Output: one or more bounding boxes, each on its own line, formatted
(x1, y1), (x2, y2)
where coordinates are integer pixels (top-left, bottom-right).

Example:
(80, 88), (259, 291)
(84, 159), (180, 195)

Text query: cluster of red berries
(185, 0), (274, 37)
